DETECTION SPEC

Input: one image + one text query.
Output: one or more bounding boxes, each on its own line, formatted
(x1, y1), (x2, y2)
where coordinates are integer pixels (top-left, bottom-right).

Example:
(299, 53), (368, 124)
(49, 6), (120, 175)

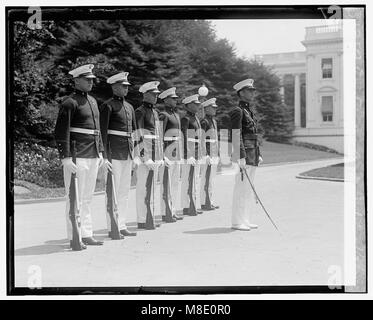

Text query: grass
(14, 141), (343, 200)
(260, 140), (342, 164)
(298, 162), (345, 180)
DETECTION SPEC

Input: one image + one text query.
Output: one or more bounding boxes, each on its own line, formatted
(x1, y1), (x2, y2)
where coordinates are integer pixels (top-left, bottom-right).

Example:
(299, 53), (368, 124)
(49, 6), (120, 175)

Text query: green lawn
(298, 162), (345, 180)
(260, 141), (341, 164)
(14, 141), (343, 200)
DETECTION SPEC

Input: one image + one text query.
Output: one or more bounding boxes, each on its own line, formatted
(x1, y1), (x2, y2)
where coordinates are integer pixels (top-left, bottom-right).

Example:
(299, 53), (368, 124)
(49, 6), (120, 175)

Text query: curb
(296, 175), (344, 182)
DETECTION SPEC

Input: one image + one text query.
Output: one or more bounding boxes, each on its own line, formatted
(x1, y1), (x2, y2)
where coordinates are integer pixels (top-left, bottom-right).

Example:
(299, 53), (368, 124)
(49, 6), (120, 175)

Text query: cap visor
(118, 81), (131, 85)
(171, 94), (178, 98)
(82, 74), (96, 79)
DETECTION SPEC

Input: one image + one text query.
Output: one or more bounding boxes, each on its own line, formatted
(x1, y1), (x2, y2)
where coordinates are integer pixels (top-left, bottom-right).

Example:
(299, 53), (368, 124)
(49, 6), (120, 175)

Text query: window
(322, 58), (333, 79)
(321, 96), (333, 122)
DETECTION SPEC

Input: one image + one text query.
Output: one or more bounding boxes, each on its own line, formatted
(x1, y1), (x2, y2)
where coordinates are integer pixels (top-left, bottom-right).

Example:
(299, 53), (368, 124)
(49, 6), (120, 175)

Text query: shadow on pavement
(15, 244), (70, 256)
(184, 227), (235, 235)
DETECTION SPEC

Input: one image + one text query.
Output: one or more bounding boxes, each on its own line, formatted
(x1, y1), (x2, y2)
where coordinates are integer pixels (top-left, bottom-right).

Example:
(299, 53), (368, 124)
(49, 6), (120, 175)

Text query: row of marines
(54, 64), (262, 250)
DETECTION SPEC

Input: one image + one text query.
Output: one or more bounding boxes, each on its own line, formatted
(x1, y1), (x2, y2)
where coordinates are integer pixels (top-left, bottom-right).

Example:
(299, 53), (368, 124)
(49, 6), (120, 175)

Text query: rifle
(106, 141), (121, 240)
(145, 168), (155, 229)
(203, 163), (212, 208)
(242, 168), (281, 233)
(187, 164), (197, 215)
(163, 164), (173, 221)
(69, 140), (84, 251)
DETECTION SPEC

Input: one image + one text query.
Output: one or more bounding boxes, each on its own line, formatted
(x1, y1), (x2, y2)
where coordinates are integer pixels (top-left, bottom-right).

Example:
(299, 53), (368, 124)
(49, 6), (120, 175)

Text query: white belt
(108, 129), (132, 137)
(144, 134), (159, 139)
(205, 139), (217, 142)
(164, 136), (180, 141)
(188, 138), (200, 143)
(70, 127), (100, 135)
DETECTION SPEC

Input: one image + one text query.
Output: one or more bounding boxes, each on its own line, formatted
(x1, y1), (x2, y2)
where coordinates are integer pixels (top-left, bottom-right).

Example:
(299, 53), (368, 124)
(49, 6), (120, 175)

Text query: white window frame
(321, 57), (334, 80)
(320, 94), (335, 125)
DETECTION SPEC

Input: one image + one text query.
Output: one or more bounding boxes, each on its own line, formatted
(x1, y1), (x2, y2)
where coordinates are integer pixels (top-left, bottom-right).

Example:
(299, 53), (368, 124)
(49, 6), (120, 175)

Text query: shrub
(14, 141), (64, 188)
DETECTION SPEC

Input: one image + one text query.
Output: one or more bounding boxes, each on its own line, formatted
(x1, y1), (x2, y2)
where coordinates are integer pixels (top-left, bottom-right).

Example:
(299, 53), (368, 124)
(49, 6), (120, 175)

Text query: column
(294, 73), (301, 128)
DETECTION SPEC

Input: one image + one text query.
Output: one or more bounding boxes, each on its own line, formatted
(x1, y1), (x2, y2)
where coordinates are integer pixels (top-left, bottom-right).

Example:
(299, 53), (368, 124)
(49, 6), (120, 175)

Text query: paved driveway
(13, 158), (345, 288)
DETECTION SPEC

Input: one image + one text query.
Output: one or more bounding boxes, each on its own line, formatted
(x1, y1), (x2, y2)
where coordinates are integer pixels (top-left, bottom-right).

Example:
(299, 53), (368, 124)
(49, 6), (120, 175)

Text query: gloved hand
(187, 157), (196, 166)
(104, 159), (112, 172)
(237, 158), (246, 169)
(145, 159), (156, 171)
(98, 153), (105, 168)
(62, 157), (77, 174)
(133, 156), (142, 167)
(258, 155), (263, 165)
(155, 159), (164, 168)
(164, 157), (172, 168)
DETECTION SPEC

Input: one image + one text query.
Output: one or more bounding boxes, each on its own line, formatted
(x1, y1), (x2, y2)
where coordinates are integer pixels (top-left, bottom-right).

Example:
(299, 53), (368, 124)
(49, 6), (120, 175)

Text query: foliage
(14, 141), (64, 187)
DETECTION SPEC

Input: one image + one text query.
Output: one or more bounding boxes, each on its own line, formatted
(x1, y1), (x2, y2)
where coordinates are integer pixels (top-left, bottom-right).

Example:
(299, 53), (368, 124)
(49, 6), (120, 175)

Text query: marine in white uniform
(230, 79), (263, 231)
(200, 98), (220, 211)
(99, 72), (139, 239)
(158, 87), (184, 223)
(54, 64), (105, 249)
(135, 81), (164, 229)
(180, 94), (205, 216)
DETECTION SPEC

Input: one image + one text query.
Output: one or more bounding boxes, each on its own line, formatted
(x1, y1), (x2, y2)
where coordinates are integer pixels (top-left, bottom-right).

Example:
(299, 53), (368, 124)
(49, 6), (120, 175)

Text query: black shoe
(173, 215), (183, 220)
(183, 208), (197, 216)
(162, 216), (177, 223)
(82, 237), (104, 246)
(197, 210), (203, 214)
(120, 229), (137, 236)
(137, 223), (157, 230)
(70, 241), (87, 251)
(108, 231), (125, 240)
(201, 204), (214, 211)
(212, 205), (220, 210)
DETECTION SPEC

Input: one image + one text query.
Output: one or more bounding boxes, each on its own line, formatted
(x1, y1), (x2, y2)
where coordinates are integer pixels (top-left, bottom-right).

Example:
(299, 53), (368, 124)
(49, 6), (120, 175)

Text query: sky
(211, 19), (328, 59)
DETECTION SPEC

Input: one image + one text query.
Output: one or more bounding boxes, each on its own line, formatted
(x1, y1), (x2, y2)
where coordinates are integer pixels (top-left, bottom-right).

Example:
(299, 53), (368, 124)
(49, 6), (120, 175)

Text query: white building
(256, 24), (344, 153)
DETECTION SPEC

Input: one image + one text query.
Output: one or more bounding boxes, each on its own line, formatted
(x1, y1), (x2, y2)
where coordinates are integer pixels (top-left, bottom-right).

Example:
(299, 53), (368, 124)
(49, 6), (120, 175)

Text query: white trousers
(105, 158), (132, 231)
(180, 163), (201, 209)
(200, 163), (218, 206)
(136, 164), (159, 223)
(231, 165), (257, 227)
(159, 163), (181, 216)
(64, 157), (100, 240)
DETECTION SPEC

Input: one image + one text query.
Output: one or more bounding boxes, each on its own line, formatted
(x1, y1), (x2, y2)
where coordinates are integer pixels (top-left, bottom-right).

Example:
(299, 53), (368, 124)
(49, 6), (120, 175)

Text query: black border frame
(6, 4), (367, 296)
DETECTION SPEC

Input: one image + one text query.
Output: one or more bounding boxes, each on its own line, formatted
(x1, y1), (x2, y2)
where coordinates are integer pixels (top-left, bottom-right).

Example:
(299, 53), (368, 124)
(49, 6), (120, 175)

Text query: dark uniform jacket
(55, 90), (104, 159)
(99, 95), (137, 161)
(158, 106), (182, 161)
(135, 101), (163, 162)
(230, 100), (261, 166)
(200, 115), (219, 158)
(181, 111), (204, 160)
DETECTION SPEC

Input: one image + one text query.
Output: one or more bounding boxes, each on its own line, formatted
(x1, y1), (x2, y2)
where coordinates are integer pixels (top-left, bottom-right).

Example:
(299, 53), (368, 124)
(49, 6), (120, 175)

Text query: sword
(242, 167), (281, 233)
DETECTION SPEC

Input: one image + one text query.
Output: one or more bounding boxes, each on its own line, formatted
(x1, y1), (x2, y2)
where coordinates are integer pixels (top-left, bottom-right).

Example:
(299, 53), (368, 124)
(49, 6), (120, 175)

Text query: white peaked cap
(233, 78), (256, 92)
(139, 81), (161, 93)
(201, 98), (217, 108)
(107, 72), (131, 85)
(182, 94), (201, 105)
(159, 87), (178, 100)
(69, 64), (96, 78)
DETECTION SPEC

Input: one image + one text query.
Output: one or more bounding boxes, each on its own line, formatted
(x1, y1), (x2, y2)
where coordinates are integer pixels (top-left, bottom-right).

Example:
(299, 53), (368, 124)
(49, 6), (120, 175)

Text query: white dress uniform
(180, 94), (204, 215)
(230, 79), (262, 231)
(54, 64), (104, 246)
(99, 72), (138, 237)
(158, 87), (183, 221)
(135, 81), (163, 229)
(200, 98), (220, 210)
